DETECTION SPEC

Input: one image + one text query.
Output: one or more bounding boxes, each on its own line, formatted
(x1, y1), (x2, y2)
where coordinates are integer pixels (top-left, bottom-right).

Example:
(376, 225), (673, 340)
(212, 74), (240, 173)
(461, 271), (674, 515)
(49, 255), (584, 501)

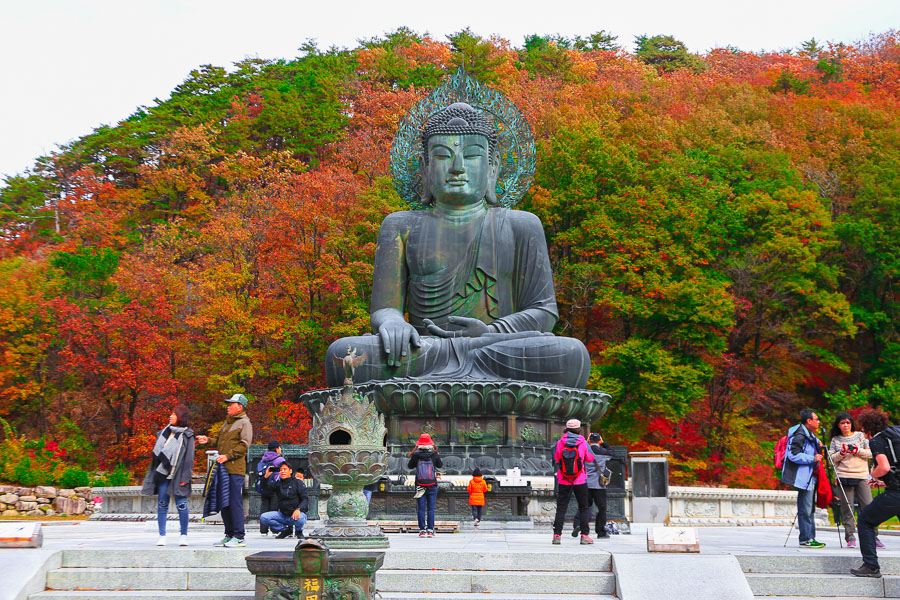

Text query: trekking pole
(824, 443), (854, 549)
(783, 512), (798, 547)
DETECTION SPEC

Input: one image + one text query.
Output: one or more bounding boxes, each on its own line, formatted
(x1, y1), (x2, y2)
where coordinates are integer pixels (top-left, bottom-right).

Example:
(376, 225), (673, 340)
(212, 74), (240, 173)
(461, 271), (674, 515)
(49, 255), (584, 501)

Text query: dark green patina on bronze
(245, 538), (383, 600)
(304, 71), (610, 478)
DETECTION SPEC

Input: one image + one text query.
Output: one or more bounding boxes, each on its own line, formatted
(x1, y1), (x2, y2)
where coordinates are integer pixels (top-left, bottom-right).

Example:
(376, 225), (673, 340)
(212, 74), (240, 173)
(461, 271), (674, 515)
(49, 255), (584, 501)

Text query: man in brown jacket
(197, 393), (253, 547)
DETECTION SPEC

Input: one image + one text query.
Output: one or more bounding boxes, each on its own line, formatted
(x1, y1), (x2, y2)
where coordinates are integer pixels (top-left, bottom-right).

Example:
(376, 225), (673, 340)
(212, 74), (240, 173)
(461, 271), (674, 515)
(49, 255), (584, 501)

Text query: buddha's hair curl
(421, 102), (497, 163)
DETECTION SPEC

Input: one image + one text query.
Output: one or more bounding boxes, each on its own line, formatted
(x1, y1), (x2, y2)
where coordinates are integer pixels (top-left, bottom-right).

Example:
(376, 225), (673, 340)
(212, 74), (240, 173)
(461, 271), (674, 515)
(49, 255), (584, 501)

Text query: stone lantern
(305, 349), (389, 548)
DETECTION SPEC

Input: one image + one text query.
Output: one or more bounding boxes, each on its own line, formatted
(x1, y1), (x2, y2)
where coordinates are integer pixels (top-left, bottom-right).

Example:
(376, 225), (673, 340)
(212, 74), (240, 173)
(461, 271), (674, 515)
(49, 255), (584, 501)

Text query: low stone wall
(90, 484), (240, 521)
(527, 484), (813, 526)
(0, 484), (94, 517)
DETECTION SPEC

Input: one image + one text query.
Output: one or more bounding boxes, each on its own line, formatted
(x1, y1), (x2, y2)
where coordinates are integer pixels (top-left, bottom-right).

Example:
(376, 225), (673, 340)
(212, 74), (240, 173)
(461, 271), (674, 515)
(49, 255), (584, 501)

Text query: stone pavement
(6, 520), (900, 600)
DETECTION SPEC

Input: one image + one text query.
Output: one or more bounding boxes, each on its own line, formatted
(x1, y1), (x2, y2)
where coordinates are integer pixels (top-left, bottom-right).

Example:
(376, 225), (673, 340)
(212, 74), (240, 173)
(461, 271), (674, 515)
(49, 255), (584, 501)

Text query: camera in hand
(847, 444), (857, 452)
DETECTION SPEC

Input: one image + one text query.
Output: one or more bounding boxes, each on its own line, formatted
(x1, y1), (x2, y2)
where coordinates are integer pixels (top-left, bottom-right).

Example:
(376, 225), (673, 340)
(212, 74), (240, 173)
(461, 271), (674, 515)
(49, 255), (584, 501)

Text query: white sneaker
(156, 536), (166, 546)
(179, 535), (188, 546)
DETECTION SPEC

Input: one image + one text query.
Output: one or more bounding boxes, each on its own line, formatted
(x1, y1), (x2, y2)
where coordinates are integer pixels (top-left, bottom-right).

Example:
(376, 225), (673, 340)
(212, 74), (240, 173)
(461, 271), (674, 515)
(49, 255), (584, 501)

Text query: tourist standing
(781, 408), (826, 548)
(572, 432), (614, 539)
(552, 418), (595, 545)
(259, 462), (309, 539)
(467, 468), (488, 526)
(196, 393), (253, 548)
(829, 412), (881, 548)
(256, 440), (285, 536)
(851, 410), (900, 578)
(407, 433), (442, 537)
(141, 404), (195, 547)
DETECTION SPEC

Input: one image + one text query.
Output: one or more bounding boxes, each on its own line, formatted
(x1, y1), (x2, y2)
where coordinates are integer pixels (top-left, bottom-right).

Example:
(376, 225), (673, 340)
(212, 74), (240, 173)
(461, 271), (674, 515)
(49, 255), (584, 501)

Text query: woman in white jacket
(829, 412), (881, 548)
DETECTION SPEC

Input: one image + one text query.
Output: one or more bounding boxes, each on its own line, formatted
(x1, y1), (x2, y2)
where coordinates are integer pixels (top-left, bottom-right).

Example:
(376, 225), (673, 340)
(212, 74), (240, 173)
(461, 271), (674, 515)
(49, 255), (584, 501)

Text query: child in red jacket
(467, 468), (488, 526)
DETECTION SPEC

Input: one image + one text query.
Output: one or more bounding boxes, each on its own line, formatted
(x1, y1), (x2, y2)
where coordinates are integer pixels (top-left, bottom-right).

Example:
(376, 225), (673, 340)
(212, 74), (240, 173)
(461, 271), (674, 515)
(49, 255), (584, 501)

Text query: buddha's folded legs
(325, 334), (589, 388)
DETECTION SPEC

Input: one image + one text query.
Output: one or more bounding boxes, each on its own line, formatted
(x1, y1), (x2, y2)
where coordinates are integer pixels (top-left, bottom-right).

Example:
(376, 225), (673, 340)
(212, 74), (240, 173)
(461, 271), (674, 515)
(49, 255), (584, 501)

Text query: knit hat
(416, 433), (434, 446)
(267, 440), (282, 451)
(565, 419), (581, 429)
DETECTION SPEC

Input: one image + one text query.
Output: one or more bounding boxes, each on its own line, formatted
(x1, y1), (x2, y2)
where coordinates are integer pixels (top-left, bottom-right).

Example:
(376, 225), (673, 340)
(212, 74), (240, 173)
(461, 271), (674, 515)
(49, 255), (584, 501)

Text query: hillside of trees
(1, 29), (899, 487)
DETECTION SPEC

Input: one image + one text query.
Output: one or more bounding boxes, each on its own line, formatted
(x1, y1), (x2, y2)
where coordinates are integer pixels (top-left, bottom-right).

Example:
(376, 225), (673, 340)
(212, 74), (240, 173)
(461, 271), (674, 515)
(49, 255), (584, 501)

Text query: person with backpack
(256, 440), (286, 536)
(552, 419), (596, 545)
(828, 412), (880, 549)
(571, 432), (614, 539)
(781, 408), (826, 548)
(407, 433), (443, 538)
(850, 410), (900, 578)
(467, 468), (488, 526)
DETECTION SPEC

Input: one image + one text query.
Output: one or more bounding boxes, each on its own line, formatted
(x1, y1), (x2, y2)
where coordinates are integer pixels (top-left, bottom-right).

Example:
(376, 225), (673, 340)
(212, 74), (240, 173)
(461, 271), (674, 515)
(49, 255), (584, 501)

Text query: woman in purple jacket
(552, 418), (595, 545)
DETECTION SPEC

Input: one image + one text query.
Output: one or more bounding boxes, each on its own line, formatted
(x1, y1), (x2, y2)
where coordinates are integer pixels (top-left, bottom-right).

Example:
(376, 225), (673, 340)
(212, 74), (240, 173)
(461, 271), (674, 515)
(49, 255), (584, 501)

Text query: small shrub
(95, 463), (132, 487)
(58, 466), (91, 488)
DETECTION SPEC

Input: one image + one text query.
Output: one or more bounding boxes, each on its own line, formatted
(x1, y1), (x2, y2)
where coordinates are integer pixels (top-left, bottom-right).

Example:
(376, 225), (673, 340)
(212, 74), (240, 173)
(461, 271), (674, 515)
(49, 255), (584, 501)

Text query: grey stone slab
(378, 594), (617, 600)
(884, 575), (900, 597)
(738, 553), (900, 576)
(745, 573), (884, 597)
(32, 593), (254, 599)
(376, 570), (472, 593)
(614, 554), (753, 600)
(380, 550), (611, 572)
(46, 568), (188, 591)
(186, 569), (255, 591)
(470, 571), (614, 594)
(61, 549), (252, 569)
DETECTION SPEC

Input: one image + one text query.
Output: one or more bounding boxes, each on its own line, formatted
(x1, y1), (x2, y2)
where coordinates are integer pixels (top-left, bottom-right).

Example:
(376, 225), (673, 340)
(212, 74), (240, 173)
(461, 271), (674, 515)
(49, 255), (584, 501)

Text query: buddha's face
(426, 134), (492, 206)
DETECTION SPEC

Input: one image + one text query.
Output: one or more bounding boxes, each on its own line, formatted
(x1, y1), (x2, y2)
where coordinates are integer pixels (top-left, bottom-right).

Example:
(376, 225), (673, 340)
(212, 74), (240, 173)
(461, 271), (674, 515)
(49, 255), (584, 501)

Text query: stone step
(744, 572), (896, 597)
(32, 593), (253, 600)
(45, 568), (254, 592)
(59, 548), (612, 572)
(379, 594), (617, 600)
(756, 597), (887, 600)
(376, 569), (616, 595)
(738, 554), (900, 575)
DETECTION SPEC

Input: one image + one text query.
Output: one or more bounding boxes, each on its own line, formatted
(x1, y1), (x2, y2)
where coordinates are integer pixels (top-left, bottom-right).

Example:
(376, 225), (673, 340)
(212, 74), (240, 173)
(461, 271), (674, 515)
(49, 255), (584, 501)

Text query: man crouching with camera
(851, 410), (900, 578)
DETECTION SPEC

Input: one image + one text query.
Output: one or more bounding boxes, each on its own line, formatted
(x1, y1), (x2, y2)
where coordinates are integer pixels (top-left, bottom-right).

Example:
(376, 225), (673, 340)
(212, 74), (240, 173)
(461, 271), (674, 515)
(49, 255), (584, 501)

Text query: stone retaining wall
(0, 484), (94, 517)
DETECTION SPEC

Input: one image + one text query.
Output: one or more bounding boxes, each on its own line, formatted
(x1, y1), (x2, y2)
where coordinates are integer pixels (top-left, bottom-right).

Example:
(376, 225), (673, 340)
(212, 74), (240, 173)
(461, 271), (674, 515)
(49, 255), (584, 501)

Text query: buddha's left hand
(423, 316), (488, 338)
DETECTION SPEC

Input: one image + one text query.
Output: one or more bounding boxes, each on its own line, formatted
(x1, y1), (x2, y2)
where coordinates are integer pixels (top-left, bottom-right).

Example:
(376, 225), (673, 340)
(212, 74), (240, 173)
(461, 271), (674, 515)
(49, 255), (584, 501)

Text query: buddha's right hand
(378, 320), (421, 367)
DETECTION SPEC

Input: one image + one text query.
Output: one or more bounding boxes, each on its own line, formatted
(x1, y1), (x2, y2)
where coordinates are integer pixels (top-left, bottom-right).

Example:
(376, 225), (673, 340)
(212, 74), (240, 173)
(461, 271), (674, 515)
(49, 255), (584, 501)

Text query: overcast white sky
(1, 0), (898, 179)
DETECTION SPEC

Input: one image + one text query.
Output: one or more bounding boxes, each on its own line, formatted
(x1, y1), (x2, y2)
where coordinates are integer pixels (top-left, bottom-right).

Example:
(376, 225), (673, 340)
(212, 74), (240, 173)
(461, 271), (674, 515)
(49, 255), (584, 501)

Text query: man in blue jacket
(781, 409), (826, 548)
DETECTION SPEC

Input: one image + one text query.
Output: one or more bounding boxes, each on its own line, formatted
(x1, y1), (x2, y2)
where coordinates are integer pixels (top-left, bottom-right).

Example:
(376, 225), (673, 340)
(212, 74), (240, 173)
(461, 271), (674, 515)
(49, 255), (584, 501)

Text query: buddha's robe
(325, 207), (589, 388)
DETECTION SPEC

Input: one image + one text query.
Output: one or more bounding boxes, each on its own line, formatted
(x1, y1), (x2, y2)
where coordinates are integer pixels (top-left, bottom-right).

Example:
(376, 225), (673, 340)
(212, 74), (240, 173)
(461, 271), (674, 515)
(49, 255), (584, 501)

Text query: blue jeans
(260, 510), (307, 534)
(797, 484), (816, 542)
(416, 485), (438, 531)
(157, 479), (189, 536)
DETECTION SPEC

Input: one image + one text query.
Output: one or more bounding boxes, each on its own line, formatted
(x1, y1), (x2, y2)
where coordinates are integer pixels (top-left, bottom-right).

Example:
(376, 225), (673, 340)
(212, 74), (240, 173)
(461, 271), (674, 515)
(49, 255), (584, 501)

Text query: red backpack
(774, 435), (789, 469)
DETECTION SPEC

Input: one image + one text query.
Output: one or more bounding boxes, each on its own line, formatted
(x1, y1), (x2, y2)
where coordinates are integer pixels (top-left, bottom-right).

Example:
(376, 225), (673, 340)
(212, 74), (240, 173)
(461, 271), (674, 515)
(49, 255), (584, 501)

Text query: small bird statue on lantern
(334, 346), (367, 386)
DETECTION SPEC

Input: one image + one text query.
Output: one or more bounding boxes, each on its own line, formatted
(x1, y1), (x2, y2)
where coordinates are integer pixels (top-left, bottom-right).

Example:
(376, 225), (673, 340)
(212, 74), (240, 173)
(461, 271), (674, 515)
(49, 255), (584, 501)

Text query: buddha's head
(420, 103), (500, 207)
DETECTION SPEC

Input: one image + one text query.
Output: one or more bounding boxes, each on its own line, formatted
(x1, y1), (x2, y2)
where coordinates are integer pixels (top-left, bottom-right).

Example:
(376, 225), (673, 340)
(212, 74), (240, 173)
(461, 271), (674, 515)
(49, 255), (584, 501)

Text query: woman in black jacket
(140, 405), (195, 546)
(260, 462), (309, 539)
(407, 433), (443, 537)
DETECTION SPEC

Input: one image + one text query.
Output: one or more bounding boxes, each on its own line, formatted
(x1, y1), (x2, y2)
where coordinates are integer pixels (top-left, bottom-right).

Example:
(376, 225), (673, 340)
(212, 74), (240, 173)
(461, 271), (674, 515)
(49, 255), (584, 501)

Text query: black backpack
(416, 455), (436, 485)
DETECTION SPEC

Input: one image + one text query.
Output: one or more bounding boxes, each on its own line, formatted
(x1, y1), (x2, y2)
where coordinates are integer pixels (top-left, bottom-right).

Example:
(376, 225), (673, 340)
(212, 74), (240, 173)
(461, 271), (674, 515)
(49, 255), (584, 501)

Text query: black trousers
(259, 493), (278, 533)
(572, 488), (607, 536)
(858, 488), (900, 569)
(220, 473), (246, 539)
(553, 483), (590, 535)
(471, 505), (483, 520)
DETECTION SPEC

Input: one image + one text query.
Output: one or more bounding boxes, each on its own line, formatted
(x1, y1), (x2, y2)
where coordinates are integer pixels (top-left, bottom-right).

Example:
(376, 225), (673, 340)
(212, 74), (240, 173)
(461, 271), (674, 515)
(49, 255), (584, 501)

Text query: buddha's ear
(485, 148), (501, 206)
(418, 153), (433, 206)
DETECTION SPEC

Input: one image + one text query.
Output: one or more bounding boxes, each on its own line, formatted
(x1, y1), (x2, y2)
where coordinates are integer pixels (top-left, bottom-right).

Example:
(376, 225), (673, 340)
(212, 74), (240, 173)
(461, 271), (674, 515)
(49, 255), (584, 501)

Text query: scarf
(153, 425), (187, 479)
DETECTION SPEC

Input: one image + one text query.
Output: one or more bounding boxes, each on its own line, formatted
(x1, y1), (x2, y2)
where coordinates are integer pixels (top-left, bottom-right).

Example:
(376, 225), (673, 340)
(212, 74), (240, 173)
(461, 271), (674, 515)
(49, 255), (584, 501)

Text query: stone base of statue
(304, 376), (390, 549)
(302, 379), (610, 477)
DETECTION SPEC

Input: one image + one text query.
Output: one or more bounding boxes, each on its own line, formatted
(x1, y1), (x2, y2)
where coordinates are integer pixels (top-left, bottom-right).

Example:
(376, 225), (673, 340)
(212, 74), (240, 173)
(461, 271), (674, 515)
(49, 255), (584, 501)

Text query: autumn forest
(1, 29), (900, 488)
